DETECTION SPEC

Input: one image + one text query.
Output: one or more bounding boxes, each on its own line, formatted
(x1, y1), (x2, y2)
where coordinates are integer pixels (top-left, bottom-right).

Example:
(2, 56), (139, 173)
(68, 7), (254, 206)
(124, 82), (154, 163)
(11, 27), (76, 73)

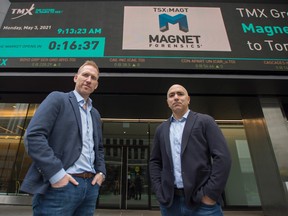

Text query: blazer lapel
(90, 109), (99, 144)
(181, 111), (198, 154)
(163, 120), (174, 167)
(69, 91), (82, 137)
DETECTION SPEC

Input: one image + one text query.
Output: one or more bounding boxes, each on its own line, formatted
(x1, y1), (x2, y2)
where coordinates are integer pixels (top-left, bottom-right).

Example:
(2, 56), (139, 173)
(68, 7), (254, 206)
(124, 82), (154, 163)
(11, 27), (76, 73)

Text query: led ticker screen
(0, 1), (287, 72)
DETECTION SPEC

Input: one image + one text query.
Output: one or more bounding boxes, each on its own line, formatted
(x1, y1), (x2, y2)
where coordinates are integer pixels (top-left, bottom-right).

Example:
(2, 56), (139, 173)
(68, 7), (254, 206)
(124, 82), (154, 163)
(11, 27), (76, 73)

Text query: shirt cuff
(49, 169), (66, 184)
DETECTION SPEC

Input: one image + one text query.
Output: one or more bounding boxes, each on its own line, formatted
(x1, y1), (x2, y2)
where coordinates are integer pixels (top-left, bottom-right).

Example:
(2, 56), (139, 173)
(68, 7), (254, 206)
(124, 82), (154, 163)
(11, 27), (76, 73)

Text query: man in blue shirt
(21, 60), (106, 216)
(149, 84), (231, 216)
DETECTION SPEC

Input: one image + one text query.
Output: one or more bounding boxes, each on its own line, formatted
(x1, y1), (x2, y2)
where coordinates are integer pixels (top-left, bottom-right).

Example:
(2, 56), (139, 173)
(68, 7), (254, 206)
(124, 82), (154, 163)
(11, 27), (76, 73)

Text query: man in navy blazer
(149, 84), (231, 216)
(20, 60), (106, 216)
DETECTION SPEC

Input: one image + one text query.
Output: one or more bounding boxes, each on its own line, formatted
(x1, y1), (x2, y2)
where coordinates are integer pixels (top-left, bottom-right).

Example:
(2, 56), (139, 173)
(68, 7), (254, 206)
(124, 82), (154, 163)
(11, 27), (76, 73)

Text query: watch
(99, 172), (105, 180)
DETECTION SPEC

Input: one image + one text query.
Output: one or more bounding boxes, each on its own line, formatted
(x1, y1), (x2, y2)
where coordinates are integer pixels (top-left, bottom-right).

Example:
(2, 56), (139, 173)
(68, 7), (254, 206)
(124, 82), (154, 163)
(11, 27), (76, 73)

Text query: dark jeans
(160, 195), (223, 216)
(32, 177), (100, 216)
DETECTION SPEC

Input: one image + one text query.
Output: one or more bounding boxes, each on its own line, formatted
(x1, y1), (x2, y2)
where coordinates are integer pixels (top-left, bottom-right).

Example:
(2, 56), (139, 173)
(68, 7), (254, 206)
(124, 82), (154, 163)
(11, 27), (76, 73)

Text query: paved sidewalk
(0, 205), (263, 216)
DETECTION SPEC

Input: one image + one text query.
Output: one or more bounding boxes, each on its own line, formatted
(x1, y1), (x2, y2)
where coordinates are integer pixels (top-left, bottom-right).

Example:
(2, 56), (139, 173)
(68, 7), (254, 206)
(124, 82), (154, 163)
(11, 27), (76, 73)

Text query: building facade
(1, 1), (288, 215)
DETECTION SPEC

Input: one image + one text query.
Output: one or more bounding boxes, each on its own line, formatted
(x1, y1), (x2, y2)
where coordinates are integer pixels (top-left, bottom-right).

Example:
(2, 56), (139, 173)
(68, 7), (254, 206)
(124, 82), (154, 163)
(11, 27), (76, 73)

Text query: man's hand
(51, 174), (79, 188)
(201, 195), (216, 205)
(92, 173), (105, 186)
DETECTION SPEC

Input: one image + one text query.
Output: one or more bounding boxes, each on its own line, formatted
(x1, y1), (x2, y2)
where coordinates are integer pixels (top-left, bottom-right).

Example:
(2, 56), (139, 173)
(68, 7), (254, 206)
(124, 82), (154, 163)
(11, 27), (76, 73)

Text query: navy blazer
(20, 91), (106, 194)
(149, 111), (231, 208)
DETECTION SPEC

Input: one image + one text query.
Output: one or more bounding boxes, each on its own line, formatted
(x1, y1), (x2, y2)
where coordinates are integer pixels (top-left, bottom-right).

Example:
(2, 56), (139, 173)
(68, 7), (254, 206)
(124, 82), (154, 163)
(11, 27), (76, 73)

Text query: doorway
(98, 121), (158, 209)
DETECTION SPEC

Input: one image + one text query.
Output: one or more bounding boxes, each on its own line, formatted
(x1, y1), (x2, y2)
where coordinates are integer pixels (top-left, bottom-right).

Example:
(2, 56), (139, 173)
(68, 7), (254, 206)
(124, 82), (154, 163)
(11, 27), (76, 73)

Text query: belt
(174, 188), (185, 196)
(71, 172), (95, 179)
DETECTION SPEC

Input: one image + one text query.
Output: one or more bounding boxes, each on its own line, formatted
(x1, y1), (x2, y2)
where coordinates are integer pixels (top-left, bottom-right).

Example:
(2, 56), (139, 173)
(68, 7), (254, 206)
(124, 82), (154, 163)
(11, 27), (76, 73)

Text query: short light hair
(77, 60), (99, 74)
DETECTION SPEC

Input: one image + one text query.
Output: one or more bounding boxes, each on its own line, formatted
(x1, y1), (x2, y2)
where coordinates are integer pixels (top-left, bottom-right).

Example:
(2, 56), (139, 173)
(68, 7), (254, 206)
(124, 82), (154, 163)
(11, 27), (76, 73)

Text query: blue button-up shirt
(66, 90), (96, 174)
(49, 90), (95, 184)
(169, 110), (190, 188)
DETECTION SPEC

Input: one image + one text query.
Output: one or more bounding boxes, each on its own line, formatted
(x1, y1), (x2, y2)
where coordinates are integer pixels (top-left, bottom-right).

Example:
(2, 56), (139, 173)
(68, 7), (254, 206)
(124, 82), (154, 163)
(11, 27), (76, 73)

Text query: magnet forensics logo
(11, 4), (35, 20)
(159, 14), (189, 33)
(123, 6), (231, 51)
(150, 11), (201, 50)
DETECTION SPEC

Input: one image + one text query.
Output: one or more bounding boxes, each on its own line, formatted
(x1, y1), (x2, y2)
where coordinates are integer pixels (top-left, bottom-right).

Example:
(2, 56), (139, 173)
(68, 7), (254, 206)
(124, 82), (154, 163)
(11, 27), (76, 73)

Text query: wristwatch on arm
(99, 172), (105, 180)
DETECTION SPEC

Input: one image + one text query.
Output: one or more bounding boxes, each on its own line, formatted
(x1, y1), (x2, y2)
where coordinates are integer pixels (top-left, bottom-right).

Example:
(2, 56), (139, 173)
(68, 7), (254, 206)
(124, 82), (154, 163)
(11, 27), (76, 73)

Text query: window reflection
(220, 123), (261, 206)
(0, 103), (34, 194)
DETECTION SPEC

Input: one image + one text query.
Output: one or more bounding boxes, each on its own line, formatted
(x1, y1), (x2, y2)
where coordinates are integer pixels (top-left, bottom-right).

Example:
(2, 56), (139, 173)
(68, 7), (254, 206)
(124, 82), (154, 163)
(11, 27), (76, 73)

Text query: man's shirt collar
(170, 109), (190, 122)
(73, 90), (92, 110)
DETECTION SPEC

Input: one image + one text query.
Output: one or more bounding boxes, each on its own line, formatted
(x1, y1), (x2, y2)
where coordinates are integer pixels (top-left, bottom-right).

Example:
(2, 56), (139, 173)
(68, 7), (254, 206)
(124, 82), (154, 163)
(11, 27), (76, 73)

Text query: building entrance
(98, 121), (156, 209)
(100, 144), (149, 209)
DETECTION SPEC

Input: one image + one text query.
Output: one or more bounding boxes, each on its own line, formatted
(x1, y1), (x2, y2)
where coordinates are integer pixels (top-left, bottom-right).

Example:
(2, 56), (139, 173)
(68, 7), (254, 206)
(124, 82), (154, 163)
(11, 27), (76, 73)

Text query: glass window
(220, 122), (261, 206)
(100, 121), (153, 209)
(0, 103), (37, 195)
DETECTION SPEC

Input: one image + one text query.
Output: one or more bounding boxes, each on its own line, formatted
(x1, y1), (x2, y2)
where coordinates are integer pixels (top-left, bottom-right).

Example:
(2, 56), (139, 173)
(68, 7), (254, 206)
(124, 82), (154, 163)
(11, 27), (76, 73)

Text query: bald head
(167, 84), (188, 99)
(167, 84), (190, 119)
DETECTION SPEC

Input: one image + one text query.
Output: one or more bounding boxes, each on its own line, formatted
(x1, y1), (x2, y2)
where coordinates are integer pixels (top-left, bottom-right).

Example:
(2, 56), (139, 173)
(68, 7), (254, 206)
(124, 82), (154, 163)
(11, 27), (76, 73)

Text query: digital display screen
(0, 1), (287, 72)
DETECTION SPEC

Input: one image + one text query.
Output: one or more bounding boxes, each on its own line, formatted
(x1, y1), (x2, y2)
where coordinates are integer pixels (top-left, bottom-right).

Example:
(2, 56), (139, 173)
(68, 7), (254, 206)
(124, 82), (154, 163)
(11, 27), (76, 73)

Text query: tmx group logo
(159, 13), (189, 33)
(0, 59), (8, 66)
(11, 4), (35, 19)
